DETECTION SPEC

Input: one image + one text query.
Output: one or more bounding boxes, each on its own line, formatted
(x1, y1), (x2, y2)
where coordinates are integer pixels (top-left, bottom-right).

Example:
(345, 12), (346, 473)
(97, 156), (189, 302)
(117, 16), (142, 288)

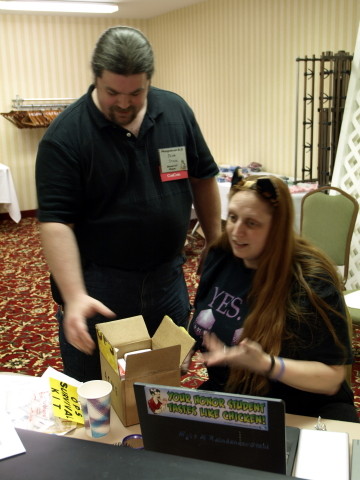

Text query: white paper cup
(77, 380), (112, 438)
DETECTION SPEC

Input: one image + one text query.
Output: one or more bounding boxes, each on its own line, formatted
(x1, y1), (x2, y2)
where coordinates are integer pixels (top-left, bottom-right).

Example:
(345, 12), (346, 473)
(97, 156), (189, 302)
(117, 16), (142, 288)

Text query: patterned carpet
(0, 217), (207, 386)
(1, 217), (359, 417)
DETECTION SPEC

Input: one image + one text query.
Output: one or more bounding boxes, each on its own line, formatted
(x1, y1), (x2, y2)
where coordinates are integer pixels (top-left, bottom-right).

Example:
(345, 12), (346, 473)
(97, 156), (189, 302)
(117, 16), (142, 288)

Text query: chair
(300, 186), (359, 288)
(300, 186), (359, 385)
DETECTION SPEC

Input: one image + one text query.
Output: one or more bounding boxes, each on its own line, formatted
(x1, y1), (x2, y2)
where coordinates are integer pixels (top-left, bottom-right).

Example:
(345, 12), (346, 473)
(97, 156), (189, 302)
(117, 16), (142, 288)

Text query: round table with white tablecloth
(0, 163), (21, 223)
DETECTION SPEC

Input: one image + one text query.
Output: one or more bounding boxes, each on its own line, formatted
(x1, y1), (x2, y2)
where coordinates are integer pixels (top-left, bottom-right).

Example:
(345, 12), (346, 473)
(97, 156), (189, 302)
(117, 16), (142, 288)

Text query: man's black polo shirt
(36, 85), (218, 271)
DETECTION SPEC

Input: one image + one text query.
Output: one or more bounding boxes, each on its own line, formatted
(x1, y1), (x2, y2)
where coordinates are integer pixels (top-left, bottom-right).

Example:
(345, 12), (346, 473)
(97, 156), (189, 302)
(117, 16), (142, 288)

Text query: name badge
(159, 146), (188, 181)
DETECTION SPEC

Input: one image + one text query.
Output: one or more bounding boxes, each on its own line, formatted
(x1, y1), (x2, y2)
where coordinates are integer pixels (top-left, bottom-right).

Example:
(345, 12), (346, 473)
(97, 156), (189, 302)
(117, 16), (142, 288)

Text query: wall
(0, 0), (359, 212)
(149, 0), (360, 176)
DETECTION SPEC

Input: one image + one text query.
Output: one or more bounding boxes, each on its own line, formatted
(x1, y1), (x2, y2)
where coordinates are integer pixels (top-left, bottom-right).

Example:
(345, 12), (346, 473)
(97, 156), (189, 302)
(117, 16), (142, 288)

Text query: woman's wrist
(264, 354), (275, 376)
(268, 356), (286, 381)
(263, 355), (286, 382)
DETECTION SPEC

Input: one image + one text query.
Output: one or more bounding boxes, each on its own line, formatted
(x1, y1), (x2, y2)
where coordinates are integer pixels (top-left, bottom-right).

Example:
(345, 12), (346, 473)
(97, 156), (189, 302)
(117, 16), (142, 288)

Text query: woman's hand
(202, 332), (346, 395)
(202, 333), (271, 374)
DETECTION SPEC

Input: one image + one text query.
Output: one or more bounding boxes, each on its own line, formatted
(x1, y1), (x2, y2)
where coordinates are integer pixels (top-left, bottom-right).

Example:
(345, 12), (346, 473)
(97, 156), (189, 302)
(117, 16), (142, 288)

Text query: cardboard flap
(96, 315), (149, 346)
(152, 315), (195, 364)
(125, 345), (180, 379)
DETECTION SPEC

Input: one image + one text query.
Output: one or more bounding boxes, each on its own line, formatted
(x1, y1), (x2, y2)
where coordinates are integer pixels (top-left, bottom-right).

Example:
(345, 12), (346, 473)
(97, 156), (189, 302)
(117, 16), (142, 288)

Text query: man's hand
(63, 295), (115, 354)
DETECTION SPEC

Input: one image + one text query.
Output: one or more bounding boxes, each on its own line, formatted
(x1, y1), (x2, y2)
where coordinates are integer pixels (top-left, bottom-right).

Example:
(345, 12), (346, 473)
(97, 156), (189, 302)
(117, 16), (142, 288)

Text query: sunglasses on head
(230, 167), (279, 207)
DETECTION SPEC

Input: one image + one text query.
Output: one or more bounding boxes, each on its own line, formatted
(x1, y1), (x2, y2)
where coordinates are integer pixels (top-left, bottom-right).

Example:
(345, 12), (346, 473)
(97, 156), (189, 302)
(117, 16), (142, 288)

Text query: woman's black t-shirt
(189, 247), (355, 418)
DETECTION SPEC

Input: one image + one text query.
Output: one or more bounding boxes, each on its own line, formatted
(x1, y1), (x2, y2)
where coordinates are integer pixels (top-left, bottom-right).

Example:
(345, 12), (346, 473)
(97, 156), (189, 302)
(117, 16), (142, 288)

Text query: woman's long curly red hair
(213, 175), (346, 395)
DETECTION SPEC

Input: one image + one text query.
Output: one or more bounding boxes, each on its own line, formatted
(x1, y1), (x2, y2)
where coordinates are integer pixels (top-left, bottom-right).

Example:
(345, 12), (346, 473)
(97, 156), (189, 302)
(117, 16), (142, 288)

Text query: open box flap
(97, 315), (149, 345)
(152, 316), (195, 364)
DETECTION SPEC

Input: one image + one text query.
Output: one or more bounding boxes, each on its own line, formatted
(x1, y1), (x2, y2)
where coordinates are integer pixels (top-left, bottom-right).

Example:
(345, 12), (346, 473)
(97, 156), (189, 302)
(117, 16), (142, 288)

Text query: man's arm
(39, 222), (114, 354)
(189, 176), (222, 271)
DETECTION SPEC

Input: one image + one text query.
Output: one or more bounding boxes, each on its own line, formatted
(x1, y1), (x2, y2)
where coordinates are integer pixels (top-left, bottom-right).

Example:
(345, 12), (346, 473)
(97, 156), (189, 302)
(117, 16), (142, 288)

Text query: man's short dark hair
(91, 26), (154, 80)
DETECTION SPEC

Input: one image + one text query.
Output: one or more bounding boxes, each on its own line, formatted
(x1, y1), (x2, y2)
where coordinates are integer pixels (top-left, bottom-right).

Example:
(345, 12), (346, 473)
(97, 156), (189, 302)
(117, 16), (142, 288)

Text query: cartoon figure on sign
(148, 388), (166, 414)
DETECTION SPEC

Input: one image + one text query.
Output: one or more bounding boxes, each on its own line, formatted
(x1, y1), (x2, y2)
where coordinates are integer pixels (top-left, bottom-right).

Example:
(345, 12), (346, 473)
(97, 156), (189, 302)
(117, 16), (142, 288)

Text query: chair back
(300, 186), (359, 285)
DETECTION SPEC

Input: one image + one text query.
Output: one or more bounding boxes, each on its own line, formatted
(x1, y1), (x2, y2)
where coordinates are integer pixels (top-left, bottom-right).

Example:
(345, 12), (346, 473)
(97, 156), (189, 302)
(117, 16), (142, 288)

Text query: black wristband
(266, 355), (275, 376)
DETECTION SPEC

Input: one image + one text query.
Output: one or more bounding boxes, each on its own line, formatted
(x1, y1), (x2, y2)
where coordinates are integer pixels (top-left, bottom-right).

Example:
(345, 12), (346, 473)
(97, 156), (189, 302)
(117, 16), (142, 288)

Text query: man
(36, 26), (221, 382)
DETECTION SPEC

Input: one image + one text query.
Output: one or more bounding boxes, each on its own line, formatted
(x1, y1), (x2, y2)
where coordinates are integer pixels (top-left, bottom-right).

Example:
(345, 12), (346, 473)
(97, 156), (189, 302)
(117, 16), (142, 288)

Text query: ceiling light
(0, 0), (118, 13)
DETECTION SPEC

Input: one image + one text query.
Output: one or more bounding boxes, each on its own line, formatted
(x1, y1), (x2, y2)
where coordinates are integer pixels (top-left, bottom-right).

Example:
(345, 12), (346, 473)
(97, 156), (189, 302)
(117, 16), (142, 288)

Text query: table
(0, 163), (21, 223)
(3, 373), (359, 446)
(70, 408), (360, 450)
(1, 373), (360, 479)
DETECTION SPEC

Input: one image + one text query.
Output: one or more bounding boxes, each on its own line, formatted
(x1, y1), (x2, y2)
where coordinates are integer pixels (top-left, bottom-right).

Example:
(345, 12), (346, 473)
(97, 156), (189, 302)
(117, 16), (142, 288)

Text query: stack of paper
(0, 414), (26, 460)
(294, 428), (349, 480)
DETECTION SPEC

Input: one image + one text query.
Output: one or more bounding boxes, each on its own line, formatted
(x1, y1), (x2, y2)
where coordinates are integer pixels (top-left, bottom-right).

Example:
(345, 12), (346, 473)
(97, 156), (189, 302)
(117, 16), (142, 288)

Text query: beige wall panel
(148, 0), (360, 177)
(1, 0), (359, 212)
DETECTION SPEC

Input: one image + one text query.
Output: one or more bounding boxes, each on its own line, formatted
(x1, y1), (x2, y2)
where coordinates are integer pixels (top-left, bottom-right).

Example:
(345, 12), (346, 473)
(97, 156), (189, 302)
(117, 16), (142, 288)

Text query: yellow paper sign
(49, 377), (84, 424)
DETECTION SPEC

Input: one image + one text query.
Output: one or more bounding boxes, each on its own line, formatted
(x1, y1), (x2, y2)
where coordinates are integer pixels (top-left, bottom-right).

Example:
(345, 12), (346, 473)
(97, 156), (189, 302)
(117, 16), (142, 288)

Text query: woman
(188, 171), (358, 422)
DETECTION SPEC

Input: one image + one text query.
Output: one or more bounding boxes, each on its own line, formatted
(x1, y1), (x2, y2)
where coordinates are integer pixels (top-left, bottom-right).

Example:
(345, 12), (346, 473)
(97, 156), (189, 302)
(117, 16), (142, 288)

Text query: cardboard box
(96, 315), (195, 426)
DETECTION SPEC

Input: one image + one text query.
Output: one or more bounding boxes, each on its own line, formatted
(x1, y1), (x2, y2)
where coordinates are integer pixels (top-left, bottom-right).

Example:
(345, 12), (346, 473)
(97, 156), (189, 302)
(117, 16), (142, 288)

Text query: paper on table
(41, 366), (82, 387)
(293, 428), (349, 480)
(0, 413), (26, 460)
(344, 290), (360, 309)
(0, 375), (52, 431)
(0, 369), (80, 435)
